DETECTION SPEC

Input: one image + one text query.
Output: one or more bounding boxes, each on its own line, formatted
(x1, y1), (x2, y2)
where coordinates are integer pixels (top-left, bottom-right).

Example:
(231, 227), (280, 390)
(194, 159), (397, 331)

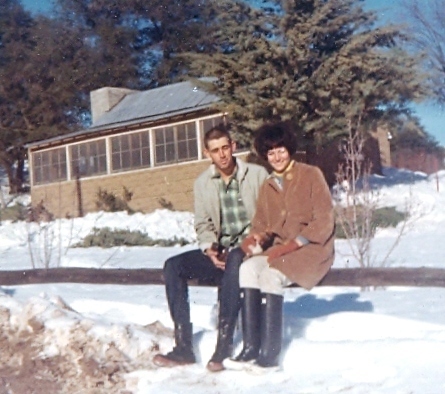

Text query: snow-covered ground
(0, 168), (444, 393)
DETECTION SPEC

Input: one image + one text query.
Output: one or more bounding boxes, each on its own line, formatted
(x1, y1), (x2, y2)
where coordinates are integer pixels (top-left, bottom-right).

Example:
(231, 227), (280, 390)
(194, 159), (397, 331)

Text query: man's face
(204, 137), (236, 173)
(267, 146), (291, 173)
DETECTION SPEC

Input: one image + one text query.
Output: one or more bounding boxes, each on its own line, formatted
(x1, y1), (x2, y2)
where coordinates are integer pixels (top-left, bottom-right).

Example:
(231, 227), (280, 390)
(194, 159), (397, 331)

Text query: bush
(74, 227), (190, 248)
(95, 186), (134, 213)
(0, 202), (29, 222)
(335, 206), (407, 239)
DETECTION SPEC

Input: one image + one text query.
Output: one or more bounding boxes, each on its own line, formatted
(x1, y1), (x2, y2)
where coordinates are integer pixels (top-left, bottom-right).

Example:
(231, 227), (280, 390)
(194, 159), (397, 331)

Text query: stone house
(26, 80), (230, 218)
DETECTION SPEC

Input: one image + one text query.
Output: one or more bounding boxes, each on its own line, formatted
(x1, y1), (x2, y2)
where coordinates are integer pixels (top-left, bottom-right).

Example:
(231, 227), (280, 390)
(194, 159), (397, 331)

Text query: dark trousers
(163, 247), (245, 326)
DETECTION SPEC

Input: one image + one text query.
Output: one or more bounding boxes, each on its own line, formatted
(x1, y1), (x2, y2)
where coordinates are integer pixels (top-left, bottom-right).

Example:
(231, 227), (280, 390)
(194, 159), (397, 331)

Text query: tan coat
(251, 162), (335, 290)
(194, 158), (268, 251)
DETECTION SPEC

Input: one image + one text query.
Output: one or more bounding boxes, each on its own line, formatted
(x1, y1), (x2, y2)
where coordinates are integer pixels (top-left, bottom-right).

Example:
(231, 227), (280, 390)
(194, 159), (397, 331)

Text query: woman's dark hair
(253, 121), (298, 160)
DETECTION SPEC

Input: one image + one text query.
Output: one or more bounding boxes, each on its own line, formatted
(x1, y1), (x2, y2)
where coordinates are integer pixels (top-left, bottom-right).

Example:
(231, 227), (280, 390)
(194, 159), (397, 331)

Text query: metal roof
(26, 79), (220, 149)
(93, 79), (220, 127)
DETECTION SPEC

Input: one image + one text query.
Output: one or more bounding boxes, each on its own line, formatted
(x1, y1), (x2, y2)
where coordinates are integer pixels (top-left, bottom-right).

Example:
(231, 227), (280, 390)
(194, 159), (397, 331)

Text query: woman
(225, 121), (335, 371)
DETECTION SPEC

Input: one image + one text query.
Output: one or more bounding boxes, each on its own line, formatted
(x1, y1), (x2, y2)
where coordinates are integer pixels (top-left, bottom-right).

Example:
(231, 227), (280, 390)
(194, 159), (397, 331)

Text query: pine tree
(181, 0), (428, 146)
(0, 0), (37, 192)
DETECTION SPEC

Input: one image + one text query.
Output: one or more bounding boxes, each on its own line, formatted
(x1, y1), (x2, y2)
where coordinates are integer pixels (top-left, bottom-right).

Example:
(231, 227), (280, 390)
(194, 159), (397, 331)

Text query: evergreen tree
(182, 0), (428, 146)
(0, 0), (37, 192)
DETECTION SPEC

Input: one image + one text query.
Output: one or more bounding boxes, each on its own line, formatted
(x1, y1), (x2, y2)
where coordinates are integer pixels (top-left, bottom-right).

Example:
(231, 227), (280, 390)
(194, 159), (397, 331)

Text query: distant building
(26, 80), (228, 218)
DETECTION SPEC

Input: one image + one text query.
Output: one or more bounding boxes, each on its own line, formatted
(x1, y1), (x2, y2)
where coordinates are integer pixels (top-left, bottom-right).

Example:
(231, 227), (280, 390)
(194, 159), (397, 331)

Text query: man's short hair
(203, 123), (231, 149)
(254, 121), (298, 160)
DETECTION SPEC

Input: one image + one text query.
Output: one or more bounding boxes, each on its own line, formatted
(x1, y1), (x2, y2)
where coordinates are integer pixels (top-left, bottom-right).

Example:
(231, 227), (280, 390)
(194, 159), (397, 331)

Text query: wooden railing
(0, 267), (444, 287)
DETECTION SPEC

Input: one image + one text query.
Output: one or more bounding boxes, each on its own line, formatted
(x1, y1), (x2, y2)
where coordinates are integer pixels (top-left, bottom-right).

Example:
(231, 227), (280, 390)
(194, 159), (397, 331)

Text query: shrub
(0, 202), (29, 222)
(157, 197), (175, 211)
(74, 227), (190, 248)
(95, 186), (134, 213)
(335, 206), (407, 239)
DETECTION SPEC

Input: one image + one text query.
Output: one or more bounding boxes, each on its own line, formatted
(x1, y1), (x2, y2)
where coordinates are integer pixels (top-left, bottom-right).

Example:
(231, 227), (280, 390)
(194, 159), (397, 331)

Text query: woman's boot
(255, 293), (283, 369)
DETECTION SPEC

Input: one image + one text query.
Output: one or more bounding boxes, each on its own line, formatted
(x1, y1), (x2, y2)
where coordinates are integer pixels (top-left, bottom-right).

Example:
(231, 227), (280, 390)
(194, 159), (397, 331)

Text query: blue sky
(20, 0), (445, 146)
(22, 0), (51, 14)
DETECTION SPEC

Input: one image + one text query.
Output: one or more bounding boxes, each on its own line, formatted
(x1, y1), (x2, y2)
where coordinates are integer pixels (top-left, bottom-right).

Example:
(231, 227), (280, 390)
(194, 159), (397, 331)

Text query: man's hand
(266, 240), (300, 262)
(206, 245), (226, 270)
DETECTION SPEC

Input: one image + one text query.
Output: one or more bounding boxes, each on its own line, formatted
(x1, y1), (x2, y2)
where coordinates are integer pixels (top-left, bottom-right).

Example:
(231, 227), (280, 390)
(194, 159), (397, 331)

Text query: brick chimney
(90, 87), (136, 124)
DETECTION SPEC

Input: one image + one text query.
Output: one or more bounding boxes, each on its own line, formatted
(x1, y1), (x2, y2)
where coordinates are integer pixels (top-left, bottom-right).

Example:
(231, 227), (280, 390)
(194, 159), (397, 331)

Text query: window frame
(31, 146), (68, 185)
(69, 138), (107, 179)
(30, 113), (227, 186)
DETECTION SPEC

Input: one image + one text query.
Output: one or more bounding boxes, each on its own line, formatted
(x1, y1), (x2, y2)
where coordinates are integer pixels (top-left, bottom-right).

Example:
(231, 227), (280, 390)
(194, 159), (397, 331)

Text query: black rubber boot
(232, 288), (262, 362)
(207, 248), (245, 372)
(256, 293), (283, 368)
(153, 323), (196, 367)
(207, 318), (235, 372)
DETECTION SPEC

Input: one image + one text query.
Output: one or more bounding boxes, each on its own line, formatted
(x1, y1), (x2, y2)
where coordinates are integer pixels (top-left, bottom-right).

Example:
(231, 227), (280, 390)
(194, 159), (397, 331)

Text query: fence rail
(0, 267), (444, 287)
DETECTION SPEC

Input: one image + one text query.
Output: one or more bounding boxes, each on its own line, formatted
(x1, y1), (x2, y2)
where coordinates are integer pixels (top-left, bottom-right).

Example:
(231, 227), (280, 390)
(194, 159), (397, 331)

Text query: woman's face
(266, 146), (291, 173)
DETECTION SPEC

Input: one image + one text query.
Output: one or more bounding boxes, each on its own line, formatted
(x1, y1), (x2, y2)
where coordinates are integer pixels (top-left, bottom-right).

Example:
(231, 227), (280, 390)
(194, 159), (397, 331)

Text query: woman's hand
(240, 235), (258, 256)
(266, 240), (300, 262)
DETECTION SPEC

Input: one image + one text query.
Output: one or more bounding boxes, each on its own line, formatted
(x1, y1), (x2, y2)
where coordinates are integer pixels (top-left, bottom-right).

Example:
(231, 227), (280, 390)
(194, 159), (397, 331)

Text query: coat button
(286, 173), (293, 181)
(281, 209), (286, 216)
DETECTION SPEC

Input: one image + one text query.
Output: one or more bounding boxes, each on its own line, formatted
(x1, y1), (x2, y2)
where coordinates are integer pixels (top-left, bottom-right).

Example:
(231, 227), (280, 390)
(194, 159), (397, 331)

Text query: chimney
(90, 87), (136, 124)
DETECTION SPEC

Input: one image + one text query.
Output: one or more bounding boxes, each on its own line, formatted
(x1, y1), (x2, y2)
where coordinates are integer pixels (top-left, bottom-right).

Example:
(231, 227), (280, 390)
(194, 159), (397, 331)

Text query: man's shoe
(206, 318), (236, 373)
(153, 347), (196, 367)
(206, 360), (225, 372)
(153, 322), (196, 367)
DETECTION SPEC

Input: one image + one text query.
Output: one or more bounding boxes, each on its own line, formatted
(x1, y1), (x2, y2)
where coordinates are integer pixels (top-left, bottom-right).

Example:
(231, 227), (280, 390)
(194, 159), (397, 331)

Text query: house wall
(391, 148), (444, 174)
(305, 135), (382, 187)
(31, 159), (211, 218)
(31, 153), (251, 218)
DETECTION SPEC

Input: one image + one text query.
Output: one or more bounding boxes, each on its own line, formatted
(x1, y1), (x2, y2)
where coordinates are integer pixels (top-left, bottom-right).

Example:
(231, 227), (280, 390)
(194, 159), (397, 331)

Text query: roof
(93, 79), (220, 128)
(26, 79), (220, 149)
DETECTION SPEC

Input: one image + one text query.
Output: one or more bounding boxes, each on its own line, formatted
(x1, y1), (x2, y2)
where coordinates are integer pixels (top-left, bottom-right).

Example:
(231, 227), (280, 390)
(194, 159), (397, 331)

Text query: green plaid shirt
(215, 170), (251, 248)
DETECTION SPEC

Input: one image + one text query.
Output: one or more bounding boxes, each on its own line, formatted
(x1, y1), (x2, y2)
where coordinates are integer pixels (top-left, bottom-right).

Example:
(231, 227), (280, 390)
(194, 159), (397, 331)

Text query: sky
(19, 0), (445, 145)
(0, 167), (445, 392)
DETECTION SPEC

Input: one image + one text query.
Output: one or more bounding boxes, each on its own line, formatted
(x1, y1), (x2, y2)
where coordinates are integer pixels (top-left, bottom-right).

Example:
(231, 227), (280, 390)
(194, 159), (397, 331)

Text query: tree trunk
(0, 152), (25, 194)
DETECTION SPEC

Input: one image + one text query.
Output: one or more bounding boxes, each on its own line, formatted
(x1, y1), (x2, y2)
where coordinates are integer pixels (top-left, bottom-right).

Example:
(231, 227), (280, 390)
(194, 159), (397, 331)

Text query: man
(153, 124), (268, 372)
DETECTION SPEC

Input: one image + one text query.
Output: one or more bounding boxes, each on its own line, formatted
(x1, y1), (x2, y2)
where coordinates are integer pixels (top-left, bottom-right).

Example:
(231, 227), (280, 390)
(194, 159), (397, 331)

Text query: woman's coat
(251, 162), (335, 290)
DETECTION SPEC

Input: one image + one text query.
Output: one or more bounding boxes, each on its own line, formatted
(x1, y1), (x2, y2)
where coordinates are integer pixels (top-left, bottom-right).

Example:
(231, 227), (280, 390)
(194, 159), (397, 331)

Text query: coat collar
(209, 157), (249, 182)
(266, 161), (300, 191)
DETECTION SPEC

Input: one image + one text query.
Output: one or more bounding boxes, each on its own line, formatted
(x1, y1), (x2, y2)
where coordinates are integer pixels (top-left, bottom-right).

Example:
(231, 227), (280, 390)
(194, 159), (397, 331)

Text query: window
(111, 130), (150, 172)
(31, 115), (226, 185)
(70, 140), (107, 178)
(200, 115), (225, 135)
(154, 121), (198, 165)
(32, 147), (67, 185)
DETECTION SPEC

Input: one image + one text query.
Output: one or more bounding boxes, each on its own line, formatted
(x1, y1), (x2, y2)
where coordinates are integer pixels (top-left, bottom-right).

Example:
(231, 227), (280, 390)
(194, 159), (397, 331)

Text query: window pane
(131, 150), (141, 167)
(131, 133), (141, 149)
(121, 151), (131, 169)
(155, 145), (166, 163)
(32, 148), (67, 185)
(112, 152), (121, 170)
(70, 140), (107, 177)
(155, 127), (175, 164)
(141, 147), (150, 166)
(177, 121), (198, 161)
(177, 140), (188, 160)
(111, 131), (151, 172)
(201, 115), (224, 134)
(165, 127), (174, 143)
(121, 135), (130, 151)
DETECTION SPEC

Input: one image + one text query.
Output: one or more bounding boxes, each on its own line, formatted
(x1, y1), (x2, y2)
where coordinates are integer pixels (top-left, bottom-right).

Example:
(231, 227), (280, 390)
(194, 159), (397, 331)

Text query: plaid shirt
(215, 170), (251, 248)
